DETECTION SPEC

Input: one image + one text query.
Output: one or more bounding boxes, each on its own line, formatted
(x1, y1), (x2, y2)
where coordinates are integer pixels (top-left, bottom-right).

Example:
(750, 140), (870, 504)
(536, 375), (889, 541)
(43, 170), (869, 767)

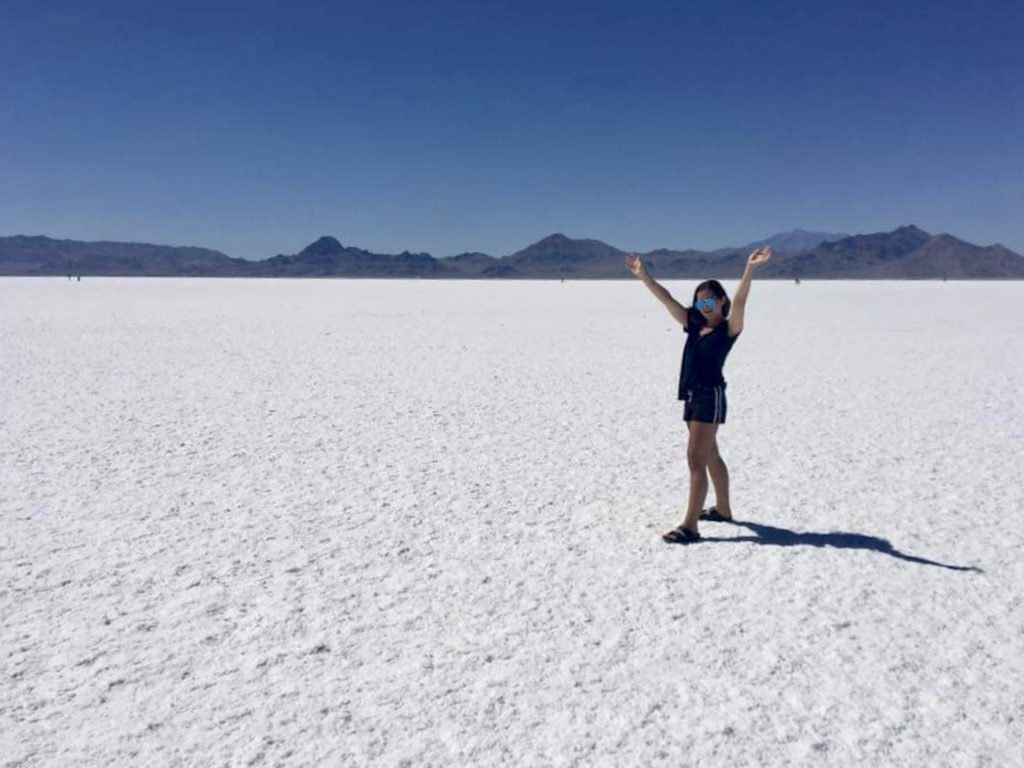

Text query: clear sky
(1, 0), (1021, 259)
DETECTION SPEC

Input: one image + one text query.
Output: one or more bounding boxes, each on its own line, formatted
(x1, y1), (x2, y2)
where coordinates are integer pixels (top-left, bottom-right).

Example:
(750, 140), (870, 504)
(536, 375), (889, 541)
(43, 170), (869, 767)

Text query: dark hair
(687, 279), (731, 329)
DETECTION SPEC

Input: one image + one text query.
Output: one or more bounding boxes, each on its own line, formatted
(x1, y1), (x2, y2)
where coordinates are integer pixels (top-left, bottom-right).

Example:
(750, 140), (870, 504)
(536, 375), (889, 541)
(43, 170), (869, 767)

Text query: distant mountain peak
(299, 236), (344, 257)
(509, 232), (622, 262)
(893, 224), (928, 236)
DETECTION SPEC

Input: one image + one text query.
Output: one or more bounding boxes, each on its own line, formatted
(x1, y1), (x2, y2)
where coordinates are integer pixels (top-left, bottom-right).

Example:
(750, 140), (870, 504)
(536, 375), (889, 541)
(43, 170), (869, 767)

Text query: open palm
(625, 252), (646, 276)
(747, 245), (772, 267)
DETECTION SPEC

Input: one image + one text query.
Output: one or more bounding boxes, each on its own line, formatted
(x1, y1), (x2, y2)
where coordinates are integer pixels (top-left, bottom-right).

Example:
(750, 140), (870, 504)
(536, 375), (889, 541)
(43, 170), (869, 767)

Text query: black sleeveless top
(678, 317), (740, 399)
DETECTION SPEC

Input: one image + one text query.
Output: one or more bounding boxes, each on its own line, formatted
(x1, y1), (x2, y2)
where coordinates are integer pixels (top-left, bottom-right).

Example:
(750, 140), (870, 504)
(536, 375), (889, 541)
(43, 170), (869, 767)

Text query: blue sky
(1, 0), (1021, 258)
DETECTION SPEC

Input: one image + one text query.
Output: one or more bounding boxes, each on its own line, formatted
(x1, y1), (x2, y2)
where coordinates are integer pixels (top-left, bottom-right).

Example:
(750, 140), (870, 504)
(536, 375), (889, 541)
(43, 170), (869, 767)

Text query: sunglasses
(694, 298), (718, 311)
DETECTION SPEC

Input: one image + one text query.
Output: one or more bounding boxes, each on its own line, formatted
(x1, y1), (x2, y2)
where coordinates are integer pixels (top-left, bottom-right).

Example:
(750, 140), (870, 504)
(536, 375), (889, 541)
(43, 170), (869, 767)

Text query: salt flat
(2, 277), (1023, 767)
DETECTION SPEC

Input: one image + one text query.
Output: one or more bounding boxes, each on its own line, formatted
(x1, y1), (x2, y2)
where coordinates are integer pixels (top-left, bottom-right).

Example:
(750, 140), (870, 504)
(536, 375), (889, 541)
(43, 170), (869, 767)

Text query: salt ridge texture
(2, 277), (1022, 766)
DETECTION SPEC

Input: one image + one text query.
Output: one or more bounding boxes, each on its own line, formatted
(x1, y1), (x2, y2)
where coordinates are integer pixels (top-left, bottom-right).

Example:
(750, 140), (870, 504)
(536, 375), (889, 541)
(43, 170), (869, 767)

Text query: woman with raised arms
(625, 245), (772, 544)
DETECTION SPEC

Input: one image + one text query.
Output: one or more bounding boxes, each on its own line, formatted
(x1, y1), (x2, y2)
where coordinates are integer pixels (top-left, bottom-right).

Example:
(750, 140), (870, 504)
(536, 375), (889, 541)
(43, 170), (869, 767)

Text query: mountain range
(2, 226), (1022, 279)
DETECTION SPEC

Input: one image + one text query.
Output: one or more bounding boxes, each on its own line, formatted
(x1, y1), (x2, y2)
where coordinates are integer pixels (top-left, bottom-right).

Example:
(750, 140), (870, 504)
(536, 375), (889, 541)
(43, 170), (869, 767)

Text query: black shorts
(683, 385), (727, 424)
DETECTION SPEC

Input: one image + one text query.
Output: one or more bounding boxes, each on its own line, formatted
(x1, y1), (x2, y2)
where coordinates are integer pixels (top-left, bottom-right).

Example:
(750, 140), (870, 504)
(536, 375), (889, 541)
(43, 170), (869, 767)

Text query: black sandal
(699, 507), (734, 523)
(662, 526), (702, 544)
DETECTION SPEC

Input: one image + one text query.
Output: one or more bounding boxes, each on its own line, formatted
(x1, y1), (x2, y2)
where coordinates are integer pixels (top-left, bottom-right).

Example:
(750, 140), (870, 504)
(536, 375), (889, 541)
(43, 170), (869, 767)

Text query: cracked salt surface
(2, 277), (1022, 766)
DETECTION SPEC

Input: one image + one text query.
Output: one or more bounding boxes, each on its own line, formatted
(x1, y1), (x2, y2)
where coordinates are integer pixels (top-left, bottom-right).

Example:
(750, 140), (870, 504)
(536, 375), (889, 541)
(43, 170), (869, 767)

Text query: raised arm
(728, 245), (772, 337)
(625, 253), (689, 326)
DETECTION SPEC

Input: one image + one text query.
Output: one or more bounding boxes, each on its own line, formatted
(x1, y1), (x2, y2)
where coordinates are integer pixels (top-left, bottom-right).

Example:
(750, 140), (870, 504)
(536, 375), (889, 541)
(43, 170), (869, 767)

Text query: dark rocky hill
(3, 226), (1022, 279)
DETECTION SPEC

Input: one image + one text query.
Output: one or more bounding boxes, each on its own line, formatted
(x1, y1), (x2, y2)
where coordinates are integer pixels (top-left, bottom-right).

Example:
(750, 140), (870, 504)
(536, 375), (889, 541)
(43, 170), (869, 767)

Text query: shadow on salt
(698, 520), (983, 573)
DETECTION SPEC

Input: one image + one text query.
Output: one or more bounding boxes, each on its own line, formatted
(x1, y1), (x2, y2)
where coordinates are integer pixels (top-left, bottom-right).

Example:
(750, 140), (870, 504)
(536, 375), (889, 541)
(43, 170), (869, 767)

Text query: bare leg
(670, 420), (718, 534)
(707, 437), (733, 519)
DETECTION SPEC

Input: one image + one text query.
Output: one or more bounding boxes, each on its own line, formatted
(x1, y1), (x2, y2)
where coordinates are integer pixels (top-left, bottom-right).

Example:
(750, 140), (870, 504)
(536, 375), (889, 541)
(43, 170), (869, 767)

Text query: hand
(625, 252), (647, 277)
(747, 245), (772, 268)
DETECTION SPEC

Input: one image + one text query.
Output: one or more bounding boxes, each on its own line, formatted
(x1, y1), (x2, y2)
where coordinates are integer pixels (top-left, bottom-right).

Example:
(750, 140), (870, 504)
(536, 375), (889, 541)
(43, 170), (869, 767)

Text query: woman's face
(694, 289), (724, 322)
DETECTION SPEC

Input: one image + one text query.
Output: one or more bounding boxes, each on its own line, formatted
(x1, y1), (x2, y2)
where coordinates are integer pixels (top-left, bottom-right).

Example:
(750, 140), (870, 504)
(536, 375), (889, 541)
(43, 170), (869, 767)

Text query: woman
(625, 246), (772, 544)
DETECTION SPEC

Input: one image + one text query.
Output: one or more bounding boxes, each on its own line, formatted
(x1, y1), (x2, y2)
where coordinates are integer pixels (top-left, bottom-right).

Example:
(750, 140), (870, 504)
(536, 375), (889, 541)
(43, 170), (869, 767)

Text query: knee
(687, 448), (710, 473)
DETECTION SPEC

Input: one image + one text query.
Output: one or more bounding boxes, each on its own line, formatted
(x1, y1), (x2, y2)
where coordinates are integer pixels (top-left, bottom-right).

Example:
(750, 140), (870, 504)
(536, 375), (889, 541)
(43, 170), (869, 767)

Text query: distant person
(795, 276), (801, 285)
(76, 275), (81, 281)
(625, 246), (772, 544)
